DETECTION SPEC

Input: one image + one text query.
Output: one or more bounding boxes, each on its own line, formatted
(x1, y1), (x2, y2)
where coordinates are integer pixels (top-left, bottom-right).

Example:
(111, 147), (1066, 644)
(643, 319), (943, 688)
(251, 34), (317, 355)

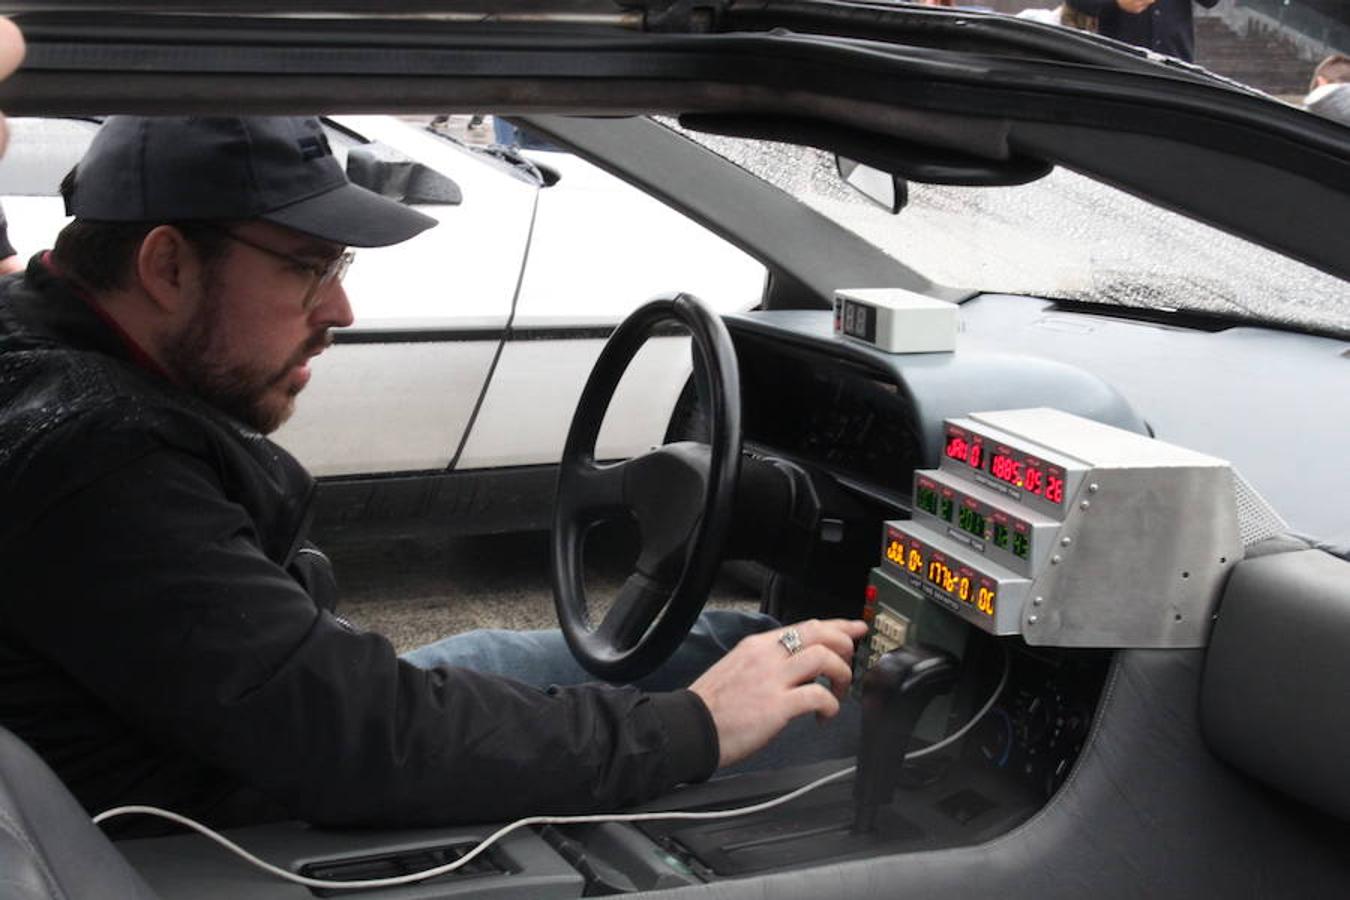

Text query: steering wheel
(551, 293), (741, 683)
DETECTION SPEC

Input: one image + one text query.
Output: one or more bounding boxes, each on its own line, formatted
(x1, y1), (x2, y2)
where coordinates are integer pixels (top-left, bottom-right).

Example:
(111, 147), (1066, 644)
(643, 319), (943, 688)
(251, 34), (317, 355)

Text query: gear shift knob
(852, 645), (959, 834)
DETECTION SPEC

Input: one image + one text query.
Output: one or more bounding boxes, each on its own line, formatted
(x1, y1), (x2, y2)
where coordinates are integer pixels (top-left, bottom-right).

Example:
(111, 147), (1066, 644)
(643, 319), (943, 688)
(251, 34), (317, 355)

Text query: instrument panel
(883, 408), (1243, 647)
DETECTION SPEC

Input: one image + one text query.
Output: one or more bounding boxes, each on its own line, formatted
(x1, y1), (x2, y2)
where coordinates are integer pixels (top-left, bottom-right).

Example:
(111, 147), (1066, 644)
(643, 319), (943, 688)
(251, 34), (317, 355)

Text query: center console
(624, 407), (1244, 885)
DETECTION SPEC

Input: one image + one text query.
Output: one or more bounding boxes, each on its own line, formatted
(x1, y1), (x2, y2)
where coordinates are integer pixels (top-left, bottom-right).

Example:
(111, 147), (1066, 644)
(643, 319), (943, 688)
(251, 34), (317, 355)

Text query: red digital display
(990, 452), (1020, 485)
(988, 447), (1066, 506)
(943, 426), (983, 470)
(943, 424), (1067, 506)
(1045, 474), (1065, 504)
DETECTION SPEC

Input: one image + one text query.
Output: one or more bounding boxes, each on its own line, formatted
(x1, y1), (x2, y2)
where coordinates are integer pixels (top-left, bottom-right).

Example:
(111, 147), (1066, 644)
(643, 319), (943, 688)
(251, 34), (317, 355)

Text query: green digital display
(992, 522), (1010, 550)
(957, 505), (986, 539)
(913, 476), (1037, 566)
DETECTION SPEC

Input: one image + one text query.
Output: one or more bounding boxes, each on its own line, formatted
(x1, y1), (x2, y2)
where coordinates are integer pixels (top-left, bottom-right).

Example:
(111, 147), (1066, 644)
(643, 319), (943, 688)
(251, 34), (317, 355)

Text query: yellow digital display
(882, 526), (997, 618)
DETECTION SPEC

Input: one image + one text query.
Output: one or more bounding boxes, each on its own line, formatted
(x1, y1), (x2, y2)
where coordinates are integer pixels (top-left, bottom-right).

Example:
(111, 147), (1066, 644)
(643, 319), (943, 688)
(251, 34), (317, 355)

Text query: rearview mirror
(836, 157), (909, 214)
(346, 143), (463, 206)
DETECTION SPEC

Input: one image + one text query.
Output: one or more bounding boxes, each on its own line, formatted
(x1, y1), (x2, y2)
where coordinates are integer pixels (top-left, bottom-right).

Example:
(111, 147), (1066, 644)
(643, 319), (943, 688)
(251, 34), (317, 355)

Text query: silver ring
(778, 627), (804, 657)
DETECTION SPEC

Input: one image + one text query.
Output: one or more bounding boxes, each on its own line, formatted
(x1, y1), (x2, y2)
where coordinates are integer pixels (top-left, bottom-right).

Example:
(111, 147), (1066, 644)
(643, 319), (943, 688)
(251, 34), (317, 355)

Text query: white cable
(92, 767), (856, 891)
(92, 647), (1011, 892)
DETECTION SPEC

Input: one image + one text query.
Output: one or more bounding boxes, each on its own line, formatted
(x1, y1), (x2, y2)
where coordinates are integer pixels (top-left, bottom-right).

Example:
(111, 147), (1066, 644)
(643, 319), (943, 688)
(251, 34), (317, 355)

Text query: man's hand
(1117, 0), (1157, 13)
(690, 618), (870, 767)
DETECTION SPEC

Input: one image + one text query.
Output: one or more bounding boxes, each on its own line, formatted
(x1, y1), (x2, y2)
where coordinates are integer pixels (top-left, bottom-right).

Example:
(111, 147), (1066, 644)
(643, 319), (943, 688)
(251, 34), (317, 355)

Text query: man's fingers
(810, 620), (868, 659)
(776, 619), (867, 661)
(696, 618), (868, 768)
(786, 644), (853, 691)
(787, 682), (841, 722)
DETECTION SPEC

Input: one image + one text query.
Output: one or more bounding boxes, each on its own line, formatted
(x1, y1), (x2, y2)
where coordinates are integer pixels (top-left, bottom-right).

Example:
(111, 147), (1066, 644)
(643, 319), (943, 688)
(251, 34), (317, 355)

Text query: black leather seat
(0, 726), (159, 899)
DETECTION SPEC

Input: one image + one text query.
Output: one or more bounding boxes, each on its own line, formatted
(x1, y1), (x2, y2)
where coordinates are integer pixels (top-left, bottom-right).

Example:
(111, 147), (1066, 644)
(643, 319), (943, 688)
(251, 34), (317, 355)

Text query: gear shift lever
(852, 645), (959, 834)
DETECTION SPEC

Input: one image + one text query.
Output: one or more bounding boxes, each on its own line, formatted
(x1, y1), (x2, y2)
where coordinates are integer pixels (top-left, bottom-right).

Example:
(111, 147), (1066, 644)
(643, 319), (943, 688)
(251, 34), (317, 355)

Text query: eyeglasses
(201, 225), (354, 312)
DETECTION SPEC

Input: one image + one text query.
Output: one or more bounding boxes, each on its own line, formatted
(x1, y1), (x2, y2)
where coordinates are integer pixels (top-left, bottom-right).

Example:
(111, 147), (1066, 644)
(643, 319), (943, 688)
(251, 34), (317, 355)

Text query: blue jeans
(403, 609), (860, 774)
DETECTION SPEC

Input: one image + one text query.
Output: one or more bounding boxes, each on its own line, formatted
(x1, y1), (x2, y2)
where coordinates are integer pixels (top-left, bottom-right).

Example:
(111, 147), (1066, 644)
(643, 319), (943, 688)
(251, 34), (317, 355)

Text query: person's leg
(491, 117), (519, 147)
(402, 610), (859, 771)
(401, 608), (778, 691)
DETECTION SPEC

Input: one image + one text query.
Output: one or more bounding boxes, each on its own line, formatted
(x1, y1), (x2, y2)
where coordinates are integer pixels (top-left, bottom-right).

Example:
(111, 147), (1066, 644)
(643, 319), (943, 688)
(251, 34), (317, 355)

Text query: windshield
(666, 121), (1350, 336)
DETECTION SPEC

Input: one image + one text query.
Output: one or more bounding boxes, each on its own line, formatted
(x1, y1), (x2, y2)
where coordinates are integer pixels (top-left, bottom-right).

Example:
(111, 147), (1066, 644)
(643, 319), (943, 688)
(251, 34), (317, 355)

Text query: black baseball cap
(63, 116), (437, 247)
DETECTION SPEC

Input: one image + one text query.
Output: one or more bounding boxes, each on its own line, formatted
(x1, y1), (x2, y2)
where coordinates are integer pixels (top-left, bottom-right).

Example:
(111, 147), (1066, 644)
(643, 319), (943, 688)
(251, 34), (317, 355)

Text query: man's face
(164, 221), (354, 433)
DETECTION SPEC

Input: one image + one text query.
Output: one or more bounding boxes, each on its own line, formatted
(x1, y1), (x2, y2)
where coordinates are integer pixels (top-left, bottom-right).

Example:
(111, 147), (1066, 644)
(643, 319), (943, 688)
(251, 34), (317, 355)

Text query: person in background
(1304, 54), (1350, 127)
(491, 115), (561, 151)
(1015, 4), (1099, 32)
(1065, 0), (1220, 63)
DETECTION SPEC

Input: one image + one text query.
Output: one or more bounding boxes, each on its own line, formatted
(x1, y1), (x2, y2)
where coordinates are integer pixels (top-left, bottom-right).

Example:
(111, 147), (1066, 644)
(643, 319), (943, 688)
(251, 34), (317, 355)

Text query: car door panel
(274, 339), (502, 476)
(455, 336), (694, 469)
(456, 134), (766, 470)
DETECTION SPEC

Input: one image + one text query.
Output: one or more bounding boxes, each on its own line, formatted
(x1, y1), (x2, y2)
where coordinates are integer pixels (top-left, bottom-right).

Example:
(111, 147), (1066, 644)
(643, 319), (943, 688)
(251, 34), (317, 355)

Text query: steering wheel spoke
(594, 572), (674, 652)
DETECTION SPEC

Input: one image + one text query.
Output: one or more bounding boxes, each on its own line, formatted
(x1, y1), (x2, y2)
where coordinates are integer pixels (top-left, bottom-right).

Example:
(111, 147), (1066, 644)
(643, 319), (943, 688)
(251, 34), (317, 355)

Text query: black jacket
(1068, 0), (1221, 63)
(0, 255), (717, 833)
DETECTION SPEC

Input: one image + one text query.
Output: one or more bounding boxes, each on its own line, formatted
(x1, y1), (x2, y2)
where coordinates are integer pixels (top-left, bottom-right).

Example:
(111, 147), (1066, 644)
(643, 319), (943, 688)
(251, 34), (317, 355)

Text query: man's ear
(136, 225), (201, 315)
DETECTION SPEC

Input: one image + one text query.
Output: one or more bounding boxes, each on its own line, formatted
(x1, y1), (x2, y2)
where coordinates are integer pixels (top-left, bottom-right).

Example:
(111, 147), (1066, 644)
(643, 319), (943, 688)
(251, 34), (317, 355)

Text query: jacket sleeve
(7, 443), (717, 827)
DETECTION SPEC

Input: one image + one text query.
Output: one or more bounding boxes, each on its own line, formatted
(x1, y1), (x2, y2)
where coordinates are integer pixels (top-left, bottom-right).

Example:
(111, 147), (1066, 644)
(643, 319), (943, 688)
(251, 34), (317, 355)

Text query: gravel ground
(325, 525), (760, 653)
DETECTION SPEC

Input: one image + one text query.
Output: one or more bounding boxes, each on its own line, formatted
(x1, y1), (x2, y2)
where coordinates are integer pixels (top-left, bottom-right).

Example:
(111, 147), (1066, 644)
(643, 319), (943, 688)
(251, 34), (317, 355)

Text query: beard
(162, 279), (329, 434)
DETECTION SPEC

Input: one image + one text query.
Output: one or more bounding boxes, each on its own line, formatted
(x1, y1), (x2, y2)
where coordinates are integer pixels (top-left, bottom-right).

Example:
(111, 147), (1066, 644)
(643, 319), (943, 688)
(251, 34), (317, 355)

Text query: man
(1304, 54), (1350, 127)
(0, 115), (865, 833)
(1066, 0), (1221, 63)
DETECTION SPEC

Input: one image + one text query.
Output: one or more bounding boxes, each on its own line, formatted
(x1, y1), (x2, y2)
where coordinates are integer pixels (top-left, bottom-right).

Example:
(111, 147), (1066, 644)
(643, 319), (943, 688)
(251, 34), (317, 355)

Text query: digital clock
(836, 296), (877, 343)
(832, 289), (957, 353)
(914, 470), (1040, 570)
(957, 502), (986, 541)
(915, 480), (940, 518)
(987, 446), (1067, 505)
(943, 424), (985, 471)
(990, 519), (1032, 560)
(943, 421), (1072, 508)
(882, 526), (997, 618)
(914, 474), (958, 525)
